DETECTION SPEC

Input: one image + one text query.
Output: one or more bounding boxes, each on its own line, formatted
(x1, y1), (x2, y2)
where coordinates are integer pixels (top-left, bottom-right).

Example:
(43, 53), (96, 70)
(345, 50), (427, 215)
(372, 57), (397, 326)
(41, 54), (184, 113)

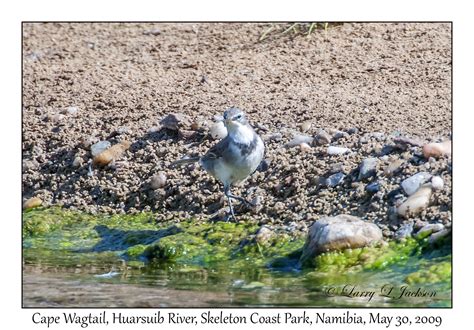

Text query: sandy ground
(22, 23), (452, 237)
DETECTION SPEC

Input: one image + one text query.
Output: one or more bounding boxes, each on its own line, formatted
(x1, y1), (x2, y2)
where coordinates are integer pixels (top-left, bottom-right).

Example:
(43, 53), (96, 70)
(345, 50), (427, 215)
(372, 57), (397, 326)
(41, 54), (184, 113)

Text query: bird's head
(223, 107), (248, 130)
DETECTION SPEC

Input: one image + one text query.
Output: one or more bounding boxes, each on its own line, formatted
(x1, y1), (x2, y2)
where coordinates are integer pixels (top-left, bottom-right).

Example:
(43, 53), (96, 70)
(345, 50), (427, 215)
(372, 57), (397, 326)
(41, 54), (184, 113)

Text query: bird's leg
(227, 192), (255, 208)
(224, 186), (236, 222)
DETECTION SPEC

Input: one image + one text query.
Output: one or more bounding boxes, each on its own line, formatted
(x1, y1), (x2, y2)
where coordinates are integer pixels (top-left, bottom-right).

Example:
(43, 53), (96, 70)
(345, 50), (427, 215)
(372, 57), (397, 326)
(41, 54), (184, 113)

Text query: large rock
(300, 214), (383, 264)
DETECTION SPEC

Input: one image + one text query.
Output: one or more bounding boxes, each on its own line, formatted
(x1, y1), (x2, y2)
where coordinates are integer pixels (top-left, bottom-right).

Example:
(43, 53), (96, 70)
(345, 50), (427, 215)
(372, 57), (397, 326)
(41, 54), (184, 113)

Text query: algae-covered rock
(405, 261), (451, 284)
(308, 238), (423, 273)
(23, 197), (42, 210)
(300, 215), (383, 264)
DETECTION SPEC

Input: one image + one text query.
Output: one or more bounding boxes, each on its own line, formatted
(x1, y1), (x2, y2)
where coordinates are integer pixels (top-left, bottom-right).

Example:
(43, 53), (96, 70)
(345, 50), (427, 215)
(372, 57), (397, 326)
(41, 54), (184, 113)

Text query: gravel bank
(22, 23), (452, 237)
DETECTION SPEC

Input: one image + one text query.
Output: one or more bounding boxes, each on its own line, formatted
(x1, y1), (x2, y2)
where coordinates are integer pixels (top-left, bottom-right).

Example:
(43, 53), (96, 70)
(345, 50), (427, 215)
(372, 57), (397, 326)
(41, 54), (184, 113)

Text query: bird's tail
(169, 156), (200, 168)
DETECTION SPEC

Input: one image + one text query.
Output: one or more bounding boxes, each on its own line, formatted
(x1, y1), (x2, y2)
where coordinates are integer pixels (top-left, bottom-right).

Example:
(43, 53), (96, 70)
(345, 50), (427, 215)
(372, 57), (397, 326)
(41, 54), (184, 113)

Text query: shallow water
(23, 248), (451, 308)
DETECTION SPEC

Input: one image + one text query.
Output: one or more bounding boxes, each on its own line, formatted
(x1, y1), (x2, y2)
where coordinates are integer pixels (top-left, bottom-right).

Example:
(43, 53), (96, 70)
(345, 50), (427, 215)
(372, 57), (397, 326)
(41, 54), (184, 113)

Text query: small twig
(307, 22), (317, 37)
(281, 23), (298, 35)
(259, 24), (275, 41)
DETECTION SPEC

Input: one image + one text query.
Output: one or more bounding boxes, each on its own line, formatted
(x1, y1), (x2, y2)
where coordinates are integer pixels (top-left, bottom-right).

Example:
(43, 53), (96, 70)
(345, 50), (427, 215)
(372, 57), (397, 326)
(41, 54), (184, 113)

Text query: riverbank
(23, 207), (451, 307)
(22, 23), (451, 239)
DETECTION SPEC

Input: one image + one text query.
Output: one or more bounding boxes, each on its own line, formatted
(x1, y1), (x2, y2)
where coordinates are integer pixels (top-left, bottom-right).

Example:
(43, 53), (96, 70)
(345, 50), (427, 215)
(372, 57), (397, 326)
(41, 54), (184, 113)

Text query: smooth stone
(90, 141), (111, 157)
(143, 28), (161, 36)
(428, 229), (451, 244)
(431, 176), (444, 190)
(147, 126), (161, 133)
(72, 156), (83, 167)
(66, 106), (78, 115)
(327, 146), (350, 155)
(325, 172), (345, 187)
(397, 184), (432, 218)
(346, 127), (359, 134)
(263, 132), (282, 142)
(299, 142), (312, 152)
(256, 159), (270, 172)
(255, 226), (275, 245)
(415, 223), (445, 239)
(422, 140), (451, 158)
(329, 162), (344, 174)
(394, 223), (414, 240)
(209, 121), (228, 140)
(286, 134), (313, 147)
(116, 126), (129, 135)
(51, 113), (65, 122)
(384, 159), (405, 176)
(300, 214), (383, 263)
(23, 159), (39, 171)
(401, 172), (432, 195)
(160, 113), (192, 131)
(300, 121), (312, 132)
(358, 157), (378, 181)
(314, 129), (332, 146)
(332, 130), (349, 140)
(23, 197), (42, 209)
(366, 181), (381, 194)
(150, 172), (167, 189)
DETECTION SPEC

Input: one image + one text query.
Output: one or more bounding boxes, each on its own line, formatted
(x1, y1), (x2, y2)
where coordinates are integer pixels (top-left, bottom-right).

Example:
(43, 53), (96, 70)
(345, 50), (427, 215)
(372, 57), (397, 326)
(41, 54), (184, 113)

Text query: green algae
(405, 260), (452, 285)
(22, 207), (452, 306)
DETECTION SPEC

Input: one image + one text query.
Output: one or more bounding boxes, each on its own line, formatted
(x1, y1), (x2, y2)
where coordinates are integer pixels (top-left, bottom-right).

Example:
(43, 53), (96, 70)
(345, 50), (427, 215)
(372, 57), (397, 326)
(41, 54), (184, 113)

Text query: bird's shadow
(75, 224), (182, 253)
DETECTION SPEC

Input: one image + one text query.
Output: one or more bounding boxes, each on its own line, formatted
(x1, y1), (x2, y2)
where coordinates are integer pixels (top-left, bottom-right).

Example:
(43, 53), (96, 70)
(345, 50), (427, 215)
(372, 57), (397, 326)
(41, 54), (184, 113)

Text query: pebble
(329, 162), (344, 174)
(300, 214), (383, 263)
(190, 121), (201, 131)
(72, 156), (83, 167)
(23, 159), (39, 171)
(394, 223), (414, 240)
(209, 121), (228, 140)
(91, 141), (111, 157)
(431, 176), (444, 190)
(93, 140), (131, 167)
(255, 226), (274, 245)
(147, 126), (161, 133)
(160, 113), (192, 131)
(314, 129), (332, 146)
(143, 28), (161, 36)
(116, 126), (130, 135)
(422, 140), (451, 158)
(299, 142), (312, 152)
(256, 159), (270, 172)
(327, 146), (350, 155)
(300, 121), (312, 132)
(358, 157), (378, 181)
(428, 228), (451, 244)
(325, 172), (345, 187)
(397, 184), (432, 218)
(150, 172), (167, 189)
(401, 172), (432, 195)
(263, 132), (282, 142)
(332, 130), (349, 140)
(346, 127), (359, 134)
(51, 113), (65, 122)
(286, 134), (313, 147)
(415, 223), (445, 239)
(66, 106), (78, 115)
(365, 181), (381, 194)
(23, 197), (42, 209)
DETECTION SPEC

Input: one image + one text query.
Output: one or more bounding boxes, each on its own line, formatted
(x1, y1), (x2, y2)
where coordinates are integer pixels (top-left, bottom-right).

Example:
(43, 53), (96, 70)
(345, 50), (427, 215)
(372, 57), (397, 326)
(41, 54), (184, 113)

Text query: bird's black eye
(236, 114), (242, 120)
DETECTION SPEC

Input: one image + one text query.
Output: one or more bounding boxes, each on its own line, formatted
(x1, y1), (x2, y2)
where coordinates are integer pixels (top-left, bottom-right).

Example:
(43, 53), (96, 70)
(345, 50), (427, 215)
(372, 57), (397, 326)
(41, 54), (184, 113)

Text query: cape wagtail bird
(171, 107), (265, 221)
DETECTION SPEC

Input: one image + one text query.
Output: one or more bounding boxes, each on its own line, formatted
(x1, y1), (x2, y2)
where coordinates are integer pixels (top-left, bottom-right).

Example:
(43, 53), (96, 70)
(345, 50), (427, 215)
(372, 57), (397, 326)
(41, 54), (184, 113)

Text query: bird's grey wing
(201, 137), (231, 161)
